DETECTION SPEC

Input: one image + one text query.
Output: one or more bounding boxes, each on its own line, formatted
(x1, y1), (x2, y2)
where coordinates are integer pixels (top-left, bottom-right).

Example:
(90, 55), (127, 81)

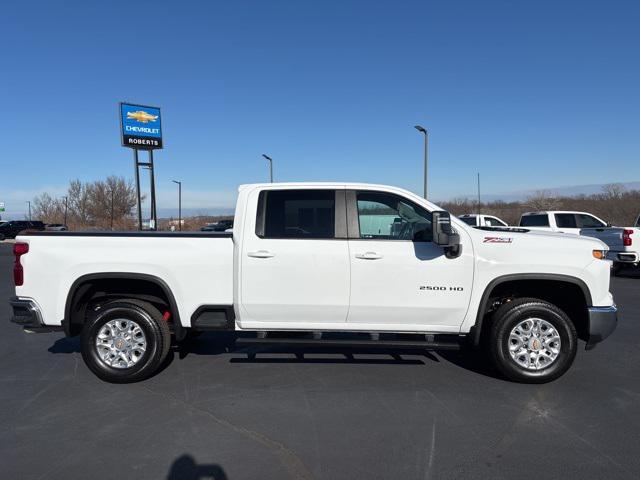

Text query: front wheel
(81, 299), (171, 383)
(488, 298), (577, 383)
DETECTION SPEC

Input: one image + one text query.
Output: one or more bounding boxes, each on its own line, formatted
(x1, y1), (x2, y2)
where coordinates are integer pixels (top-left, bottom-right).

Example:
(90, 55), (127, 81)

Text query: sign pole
(134, 149), (142, 230)
(149, 149), (157, 231)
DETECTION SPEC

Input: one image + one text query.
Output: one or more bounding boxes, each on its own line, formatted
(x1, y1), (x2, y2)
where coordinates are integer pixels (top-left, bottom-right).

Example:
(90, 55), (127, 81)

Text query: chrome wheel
(508, 318), (561, 370)
(95, 318), (147, 369)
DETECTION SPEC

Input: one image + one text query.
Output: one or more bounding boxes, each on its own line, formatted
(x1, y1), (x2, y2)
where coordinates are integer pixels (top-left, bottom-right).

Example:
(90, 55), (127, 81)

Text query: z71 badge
(483, 237), (513, 243)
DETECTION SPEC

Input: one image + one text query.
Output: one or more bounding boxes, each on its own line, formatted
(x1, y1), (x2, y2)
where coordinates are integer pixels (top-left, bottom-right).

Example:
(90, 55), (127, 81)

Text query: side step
(235, 333), (463, 351)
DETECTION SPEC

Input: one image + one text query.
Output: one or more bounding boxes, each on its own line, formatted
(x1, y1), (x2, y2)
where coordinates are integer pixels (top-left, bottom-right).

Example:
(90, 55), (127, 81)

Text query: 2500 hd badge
(420, 286), (465, 291)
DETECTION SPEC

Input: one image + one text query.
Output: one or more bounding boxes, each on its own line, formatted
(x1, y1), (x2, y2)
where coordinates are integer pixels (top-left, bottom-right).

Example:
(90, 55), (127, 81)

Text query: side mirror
(432, 211), (462, 258)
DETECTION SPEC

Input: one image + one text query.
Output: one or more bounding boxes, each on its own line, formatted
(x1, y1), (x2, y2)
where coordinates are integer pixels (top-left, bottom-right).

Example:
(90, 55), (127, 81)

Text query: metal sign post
(120, 102), (163, 230)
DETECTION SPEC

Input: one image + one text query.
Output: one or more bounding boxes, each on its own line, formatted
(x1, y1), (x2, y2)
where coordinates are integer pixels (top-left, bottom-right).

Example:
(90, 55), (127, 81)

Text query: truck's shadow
(167, 454), (227, 480)
(47, 333), (503, 380)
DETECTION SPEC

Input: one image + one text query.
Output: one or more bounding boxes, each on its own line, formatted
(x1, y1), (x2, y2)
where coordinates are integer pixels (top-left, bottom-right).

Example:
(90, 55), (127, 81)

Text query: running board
(235, 334), (463, 351)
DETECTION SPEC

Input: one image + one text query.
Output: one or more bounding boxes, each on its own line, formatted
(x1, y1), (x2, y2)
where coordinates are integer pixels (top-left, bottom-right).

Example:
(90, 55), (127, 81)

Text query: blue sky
(1, 0), (639, 218)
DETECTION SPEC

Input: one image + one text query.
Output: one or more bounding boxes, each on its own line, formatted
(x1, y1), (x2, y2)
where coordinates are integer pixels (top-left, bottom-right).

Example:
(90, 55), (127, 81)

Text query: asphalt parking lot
(1, 243), (639, 480)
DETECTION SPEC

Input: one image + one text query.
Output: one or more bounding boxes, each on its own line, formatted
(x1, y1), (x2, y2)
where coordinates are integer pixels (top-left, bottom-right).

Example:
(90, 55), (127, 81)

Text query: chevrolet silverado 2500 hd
(10, 183), (617, 383)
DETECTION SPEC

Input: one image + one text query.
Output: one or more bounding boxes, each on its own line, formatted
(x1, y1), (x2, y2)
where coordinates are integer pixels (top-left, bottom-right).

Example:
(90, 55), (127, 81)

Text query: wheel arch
(472, 273), (592, 346)
(64, 272), (181, 337)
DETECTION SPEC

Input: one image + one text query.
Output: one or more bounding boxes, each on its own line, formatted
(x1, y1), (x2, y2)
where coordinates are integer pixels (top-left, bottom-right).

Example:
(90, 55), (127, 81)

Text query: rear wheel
(81, 299), (171, 383)
(488, 298), (577, 383)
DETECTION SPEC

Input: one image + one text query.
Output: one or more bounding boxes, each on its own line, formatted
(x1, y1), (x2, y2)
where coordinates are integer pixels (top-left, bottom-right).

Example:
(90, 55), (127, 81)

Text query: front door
(346, 190), (473, 330)
(240, 188), (350, 327)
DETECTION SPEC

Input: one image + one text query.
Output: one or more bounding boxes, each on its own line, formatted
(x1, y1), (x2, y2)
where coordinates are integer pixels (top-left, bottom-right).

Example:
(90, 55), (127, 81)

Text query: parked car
(201, 219), (233, 232)
(518, 211), (639, 274)
(0, 220), (45, 240)
(45, 224), (68, 231)
(10, 183), (616, 384)
(459, 214), (509, 228)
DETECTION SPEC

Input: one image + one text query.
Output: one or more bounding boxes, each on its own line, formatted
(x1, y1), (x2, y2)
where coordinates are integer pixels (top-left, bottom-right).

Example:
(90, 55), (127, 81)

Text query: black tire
(488, 298), (577, 383)
(81, 299), (171, 383)
(611, 263), (624, 277)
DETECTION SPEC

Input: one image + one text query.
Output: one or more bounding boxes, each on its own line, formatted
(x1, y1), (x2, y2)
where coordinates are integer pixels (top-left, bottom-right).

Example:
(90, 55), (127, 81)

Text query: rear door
(346, 190), (473, 329)
(240, 188), (350, 326)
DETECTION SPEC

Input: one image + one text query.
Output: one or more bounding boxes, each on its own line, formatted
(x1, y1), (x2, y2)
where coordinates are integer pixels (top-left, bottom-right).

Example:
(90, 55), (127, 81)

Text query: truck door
(346, 190), (473, 330)
(239, 188), (350, 327)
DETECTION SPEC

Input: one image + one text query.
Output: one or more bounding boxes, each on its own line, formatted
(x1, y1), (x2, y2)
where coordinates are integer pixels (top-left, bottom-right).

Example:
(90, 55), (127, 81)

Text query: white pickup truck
(519, 211), (640, 273)
(10, 183), (617, 384)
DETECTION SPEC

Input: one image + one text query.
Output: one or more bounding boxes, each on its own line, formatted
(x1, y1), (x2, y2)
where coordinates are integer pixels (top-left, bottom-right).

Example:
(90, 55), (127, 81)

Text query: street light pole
(172, 180), (182, 231)
(262, 154), (273, 183)
(26, 201), (31, 221)
(414, 125), (428, 199)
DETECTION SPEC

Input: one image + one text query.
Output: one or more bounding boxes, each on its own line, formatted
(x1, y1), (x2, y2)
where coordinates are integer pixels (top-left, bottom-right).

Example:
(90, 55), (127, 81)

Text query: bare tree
(67, 179), (91, 226)
(525, 190), (560, 211)
(601, 183), (625, 200)
(32, 193), (64, 223)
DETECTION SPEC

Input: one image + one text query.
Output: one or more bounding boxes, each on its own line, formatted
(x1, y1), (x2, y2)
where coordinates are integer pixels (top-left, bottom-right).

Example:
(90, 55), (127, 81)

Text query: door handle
(355, 251), (383, 260)
(247, 250), (275, 258)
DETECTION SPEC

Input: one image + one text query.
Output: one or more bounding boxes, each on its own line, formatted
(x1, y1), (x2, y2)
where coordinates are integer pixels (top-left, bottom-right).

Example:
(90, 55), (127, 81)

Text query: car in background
(0, 220), (46, 240)
(201, 219), (234, 232)
(458, 214), (509, 228)
(518, 211), (640, 274)
(45, 224), (68, 231)
(519, 211), (609, 234)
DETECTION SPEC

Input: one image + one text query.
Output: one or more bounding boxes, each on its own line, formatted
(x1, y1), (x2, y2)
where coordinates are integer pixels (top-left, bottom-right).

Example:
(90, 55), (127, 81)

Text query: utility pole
(172, 180), (182, 231)
(26, 201), (31, 221)
(62, 196), (68, 226)
(262, 154), (273, 183)
(477, 172), (481, 215)
(110, 188), (115, 230)
(414, 126), (428, 199)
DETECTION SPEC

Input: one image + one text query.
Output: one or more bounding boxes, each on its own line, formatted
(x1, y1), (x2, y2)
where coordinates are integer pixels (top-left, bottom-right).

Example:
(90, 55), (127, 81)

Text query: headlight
(592, 249), (608, 260)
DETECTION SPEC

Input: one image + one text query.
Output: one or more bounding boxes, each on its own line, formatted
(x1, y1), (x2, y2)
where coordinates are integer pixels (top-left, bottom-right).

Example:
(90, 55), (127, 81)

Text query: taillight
(13, 242), (29, 286)
(623, 229), (633, 247)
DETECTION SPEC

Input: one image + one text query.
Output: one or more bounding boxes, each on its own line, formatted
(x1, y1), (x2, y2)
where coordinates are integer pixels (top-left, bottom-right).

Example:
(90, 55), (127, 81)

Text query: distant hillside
(469, 181), (640, 203)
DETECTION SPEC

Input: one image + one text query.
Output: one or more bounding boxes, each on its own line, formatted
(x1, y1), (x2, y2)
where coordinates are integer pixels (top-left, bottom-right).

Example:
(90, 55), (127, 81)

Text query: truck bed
(15, 230), (234, 327)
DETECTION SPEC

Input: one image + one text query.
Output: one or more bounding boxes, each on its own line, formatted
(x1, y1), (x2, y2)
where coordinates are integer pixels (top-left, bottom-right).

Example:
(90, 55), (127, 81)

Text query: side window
(555, 214), (577, 228)
(356, 191), (432, 241)
(262, 190), (335, 239)
(577, 214), (605, 228)
(520, 215), (550, 227)
(486, 217), (507, 227)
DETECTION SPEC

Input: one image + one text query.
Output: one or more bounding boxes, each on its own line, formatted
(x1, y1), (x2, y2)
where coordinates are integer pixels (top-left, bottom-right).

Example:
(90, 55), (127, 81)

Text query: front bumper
(9, 297), (62, 333)
(585, 305), (618, 350)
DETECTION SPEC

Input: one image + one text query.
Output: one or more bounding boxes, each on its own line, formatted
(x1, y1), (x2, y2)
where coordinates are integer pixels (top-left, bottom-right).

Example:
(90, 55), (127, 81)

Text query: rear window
(520, 215), (550, 227)
(554, 214), (577, 228)
(459, 217), (476, 226)
(261, 190), (335, 239)
(577, 214), (605, 228)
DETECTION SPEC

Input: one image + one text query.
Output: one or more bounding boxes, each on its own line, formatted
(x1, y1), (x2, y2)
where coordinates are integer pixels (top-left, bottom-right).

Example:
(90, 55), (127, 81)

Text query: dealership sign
(120, 103), (163, 149)
(0, 202), (5, 212)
